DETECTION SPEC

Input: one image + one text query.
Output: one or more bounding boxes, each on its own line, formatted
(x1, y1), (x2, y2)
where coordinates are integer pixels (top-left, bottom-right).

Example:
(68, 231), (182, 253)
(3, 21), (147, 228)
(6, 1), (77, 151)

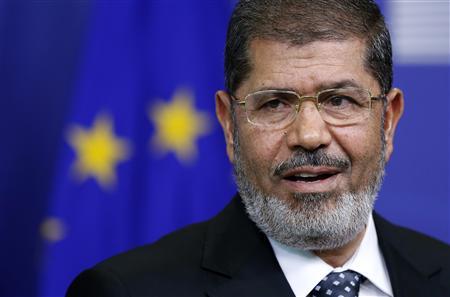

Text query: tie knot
(308, 270), (366, 297)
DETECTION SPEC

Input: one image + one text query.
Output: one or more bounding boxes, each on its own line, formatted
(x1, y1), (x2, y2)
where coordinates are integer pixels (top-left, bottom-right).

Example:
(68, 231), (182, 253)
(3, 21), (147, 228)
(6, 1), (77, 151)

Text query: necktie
(307, 270), (366, 297)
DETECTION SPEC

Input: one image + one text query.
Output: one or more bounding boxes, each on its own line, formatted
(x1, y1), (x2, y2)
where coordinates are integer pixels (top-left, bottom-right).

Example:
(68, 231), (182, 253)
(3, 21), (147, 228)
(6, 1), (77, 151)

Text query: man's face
(216, 38), (403, 250)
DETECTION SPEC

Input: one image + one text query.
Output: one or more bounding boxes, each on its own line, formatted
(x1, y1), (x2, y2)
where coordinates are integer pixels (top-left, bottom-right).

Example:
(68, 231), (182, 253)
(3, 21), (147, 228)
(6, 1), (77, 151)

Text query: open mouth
(280, 169), (341, 192)
(284, 172), (336, 183)
(280, 166), (342, 184)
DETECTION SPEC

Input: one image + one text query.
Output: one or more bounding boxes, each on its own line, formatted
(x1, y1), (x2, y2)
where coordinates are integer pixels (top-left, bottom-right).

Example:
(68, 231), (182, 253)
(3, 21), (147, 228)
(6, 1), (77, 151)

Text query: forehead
(240, 38), (379, 95)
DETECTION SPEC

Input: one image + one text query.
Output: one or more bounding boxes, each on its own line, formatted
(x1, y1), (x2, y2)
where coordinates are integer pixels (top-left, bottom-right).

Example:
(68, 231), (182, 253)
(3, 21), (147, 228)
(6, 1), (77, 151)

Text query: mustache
(273, 149), (351, 177)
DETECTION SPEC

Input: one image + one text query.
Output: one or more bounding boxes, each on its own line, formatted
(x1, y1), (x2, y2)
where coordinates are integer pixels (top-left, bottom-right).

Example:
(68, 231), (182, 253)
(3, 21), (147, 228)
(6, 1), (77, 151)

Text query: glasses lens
(318, 88), (371, 125)
(245, 91), (298, 126)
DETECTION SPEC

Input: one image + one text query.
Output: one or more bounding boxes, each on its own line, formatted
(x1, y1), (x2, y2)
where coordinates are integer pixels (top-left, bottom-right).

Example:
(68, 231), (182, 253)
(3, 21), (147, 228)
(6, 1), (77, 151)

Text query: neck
(313, 227), (367, 268)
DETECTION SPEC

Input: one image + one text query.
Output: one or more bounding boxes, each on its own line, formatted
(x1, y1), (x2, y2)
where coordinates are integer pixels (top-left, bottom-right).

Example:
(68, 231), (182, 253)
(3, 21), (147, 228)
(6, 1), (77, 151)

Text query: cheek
(336, 128), (375, 159)
(239, 126), (284, 180)
(332, 123), (383, 183)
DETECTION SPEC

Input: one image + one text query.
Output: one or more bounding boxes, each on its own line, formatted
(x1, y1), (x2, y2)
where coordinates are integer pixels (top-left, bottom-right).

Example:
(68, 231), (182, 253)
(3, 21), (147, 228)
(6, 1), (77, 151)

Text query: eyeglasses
(233, 87), (384, 128)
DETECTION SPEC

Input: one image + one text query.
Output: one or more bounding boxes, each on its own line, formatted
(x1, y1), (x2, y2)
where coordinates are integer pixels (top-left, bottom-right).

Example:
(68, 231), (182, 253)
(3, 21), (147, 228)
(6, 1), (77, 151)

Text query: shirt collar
(268, 214), (393, 297)
(346, 214), (393, 296)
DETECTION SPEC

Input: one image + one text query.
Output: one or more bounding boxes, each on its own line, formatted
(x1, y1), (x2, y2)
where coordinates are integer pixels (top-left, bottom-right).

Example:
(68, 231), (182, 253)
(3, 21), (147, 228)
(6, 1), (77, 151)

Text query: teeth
(296, 173), (319, 178)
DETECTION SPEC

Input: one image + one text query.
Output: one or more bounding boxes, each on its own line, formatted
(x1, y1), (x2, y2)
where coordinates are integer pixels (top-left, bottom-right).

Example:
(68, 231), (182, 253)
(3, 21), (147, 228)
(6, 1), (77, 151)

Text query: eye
(257, 97), (291, 111)
(262, 98), (286, 109)
(321, 95), (358, 109)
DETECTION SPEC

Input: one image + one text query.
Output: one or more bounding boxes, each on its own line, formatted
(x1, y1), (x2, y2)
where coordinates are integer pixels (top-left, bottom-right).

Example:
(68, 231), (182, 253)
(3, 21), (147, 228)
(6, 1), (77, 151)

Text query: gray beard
(232, 111), (386, 251)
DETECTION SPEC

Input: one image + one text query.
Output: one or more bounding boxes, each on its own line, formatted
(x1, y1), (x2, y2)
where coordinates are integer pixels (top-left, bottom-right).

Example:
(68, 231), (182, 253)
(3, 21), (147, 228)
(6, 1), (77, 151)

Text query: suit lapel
(201, 199), (446, 297)
(374, 213), (443, 297)
(202, 195), (294, 297)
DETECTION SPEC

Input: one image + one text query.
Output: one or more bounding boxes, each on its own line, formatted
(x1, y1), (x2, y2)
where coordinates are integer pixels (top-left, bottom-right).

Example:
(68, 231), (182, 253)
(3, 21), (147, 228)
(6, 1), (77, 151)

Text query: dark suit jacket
(67, 195), (450, 297)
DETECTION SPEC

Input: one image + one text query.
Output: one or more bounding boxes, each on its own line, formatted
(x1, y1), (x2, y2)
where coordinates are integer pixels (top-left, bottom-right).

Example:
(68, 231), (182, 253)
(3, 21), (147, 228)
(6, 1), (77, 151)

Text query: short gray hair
(225, 0), (392, 95)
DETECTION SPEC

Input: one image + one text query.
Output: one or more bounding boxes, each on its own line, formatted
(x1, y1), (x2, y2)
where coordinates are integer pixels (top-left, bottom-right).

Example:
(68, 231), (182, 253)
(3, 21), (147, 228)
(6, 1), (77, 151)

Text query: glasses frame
(232, 87), (385, 128)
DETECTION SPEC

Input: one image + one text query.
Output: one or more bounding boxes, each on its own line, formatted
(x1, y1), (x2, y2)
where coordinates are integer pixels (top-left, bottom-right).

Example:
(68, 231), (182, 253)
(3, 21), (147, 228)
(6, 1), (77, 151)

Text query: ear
(216, 90), (236, 163)
(383, 88), (404, 163)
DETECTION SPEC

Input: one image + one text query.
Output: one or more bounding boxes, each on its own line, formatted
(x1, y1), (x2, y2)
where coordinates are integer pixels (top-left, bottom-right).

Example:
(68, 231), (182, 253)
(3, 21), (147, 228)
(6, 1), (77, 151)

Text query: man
(67, 0), (450, 296)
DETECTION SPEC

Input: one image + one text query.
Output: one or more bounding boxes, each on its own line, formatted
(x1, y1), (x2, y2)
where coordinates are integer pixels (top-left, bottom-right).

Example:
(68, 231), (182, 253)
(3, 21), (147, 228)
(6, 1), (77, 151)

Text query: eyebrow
(253, 80), (364, 94)
(317, 80), (363, 90)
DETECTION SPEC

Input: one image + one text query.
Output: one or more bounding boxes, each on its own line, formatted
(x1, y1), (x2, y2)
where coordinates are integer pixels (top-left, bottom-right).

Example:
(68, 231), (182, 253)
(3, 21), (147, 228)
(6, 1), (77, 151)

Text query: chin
(239, 180), (376, 250)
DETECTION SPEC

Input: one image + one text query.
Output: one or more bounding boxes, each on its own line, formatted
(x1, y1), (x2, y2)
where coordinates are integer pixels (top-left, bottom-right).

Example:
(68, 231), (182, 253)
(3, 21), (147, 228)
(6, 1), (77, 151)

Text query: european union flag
(38, 1), (236, 295)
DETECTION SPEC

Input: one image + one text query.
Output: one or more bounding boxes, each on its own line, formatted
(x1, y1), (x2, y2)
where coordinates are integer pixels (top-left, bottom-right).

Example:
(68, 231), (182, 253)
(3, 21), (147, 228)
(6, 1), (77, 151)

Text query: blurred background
(0, 0), (448, 296)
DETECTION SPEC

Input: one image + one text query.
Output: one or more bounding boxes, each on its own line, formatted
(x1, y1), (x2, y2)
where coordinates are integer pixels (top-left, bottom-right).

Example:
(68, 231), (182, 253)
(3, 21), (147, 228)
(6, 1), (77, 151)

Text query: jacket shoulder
(103, 220), (209, 269)
(374, 212), (450, 294)
(374, 212), (450, 259)
(67, 221), (211, 297)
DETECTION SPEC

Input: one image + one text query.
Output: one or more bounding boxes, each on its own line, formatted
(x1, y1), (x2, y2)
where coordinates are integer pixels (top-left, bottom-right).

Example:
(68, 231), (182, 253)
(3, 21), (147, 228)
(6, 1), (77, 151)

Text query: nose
(285, 101), (332, 151)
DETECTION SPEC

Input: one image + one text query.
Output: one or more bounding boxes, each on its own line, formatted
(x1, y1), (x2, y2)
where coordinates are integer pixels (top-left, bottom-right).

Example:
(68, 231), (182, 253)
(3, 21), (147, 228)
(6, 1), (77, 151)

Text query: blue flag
(39, 1), (236, 295)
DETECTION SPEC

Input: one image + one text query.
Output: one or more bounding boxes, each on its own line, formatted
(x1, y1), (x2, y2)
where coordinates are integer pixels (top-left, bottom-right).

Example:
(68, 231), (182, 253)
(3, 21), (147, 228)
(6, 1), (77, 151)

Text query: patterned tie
(307, 270), (366, 297)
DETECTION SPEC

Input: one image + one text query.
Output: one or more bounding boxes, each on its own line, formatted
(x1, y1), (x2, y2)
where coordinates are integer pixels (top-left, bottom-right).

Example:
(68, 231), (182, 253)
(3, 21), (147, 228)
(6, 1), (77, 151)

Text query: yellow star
(67, 113), (131, 189)
(149, 89), (210, 163)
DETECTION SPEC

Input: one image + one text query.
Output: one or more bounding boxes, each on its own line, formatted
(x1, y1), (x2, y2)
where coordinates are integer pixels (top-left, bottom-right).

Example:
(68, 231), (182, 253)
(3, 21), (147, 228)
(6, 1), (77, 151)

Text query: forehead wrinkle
(257, 49), (363, 65)
(260, 53), (354, 67)
(257, 54), (363, 75)
(289, 62), (353, 70)
(267, 63), (349, 73)
(256, 62), (364, 88)
(246, 39), (375, 95)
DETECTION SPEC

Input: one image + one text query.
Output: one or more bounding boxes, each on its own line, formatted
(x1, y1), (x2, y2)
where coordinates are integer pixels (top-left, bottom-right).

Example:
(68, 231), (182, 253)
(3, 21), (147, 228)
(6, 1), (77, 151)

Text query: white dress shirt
(268, 215), (393, 297)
